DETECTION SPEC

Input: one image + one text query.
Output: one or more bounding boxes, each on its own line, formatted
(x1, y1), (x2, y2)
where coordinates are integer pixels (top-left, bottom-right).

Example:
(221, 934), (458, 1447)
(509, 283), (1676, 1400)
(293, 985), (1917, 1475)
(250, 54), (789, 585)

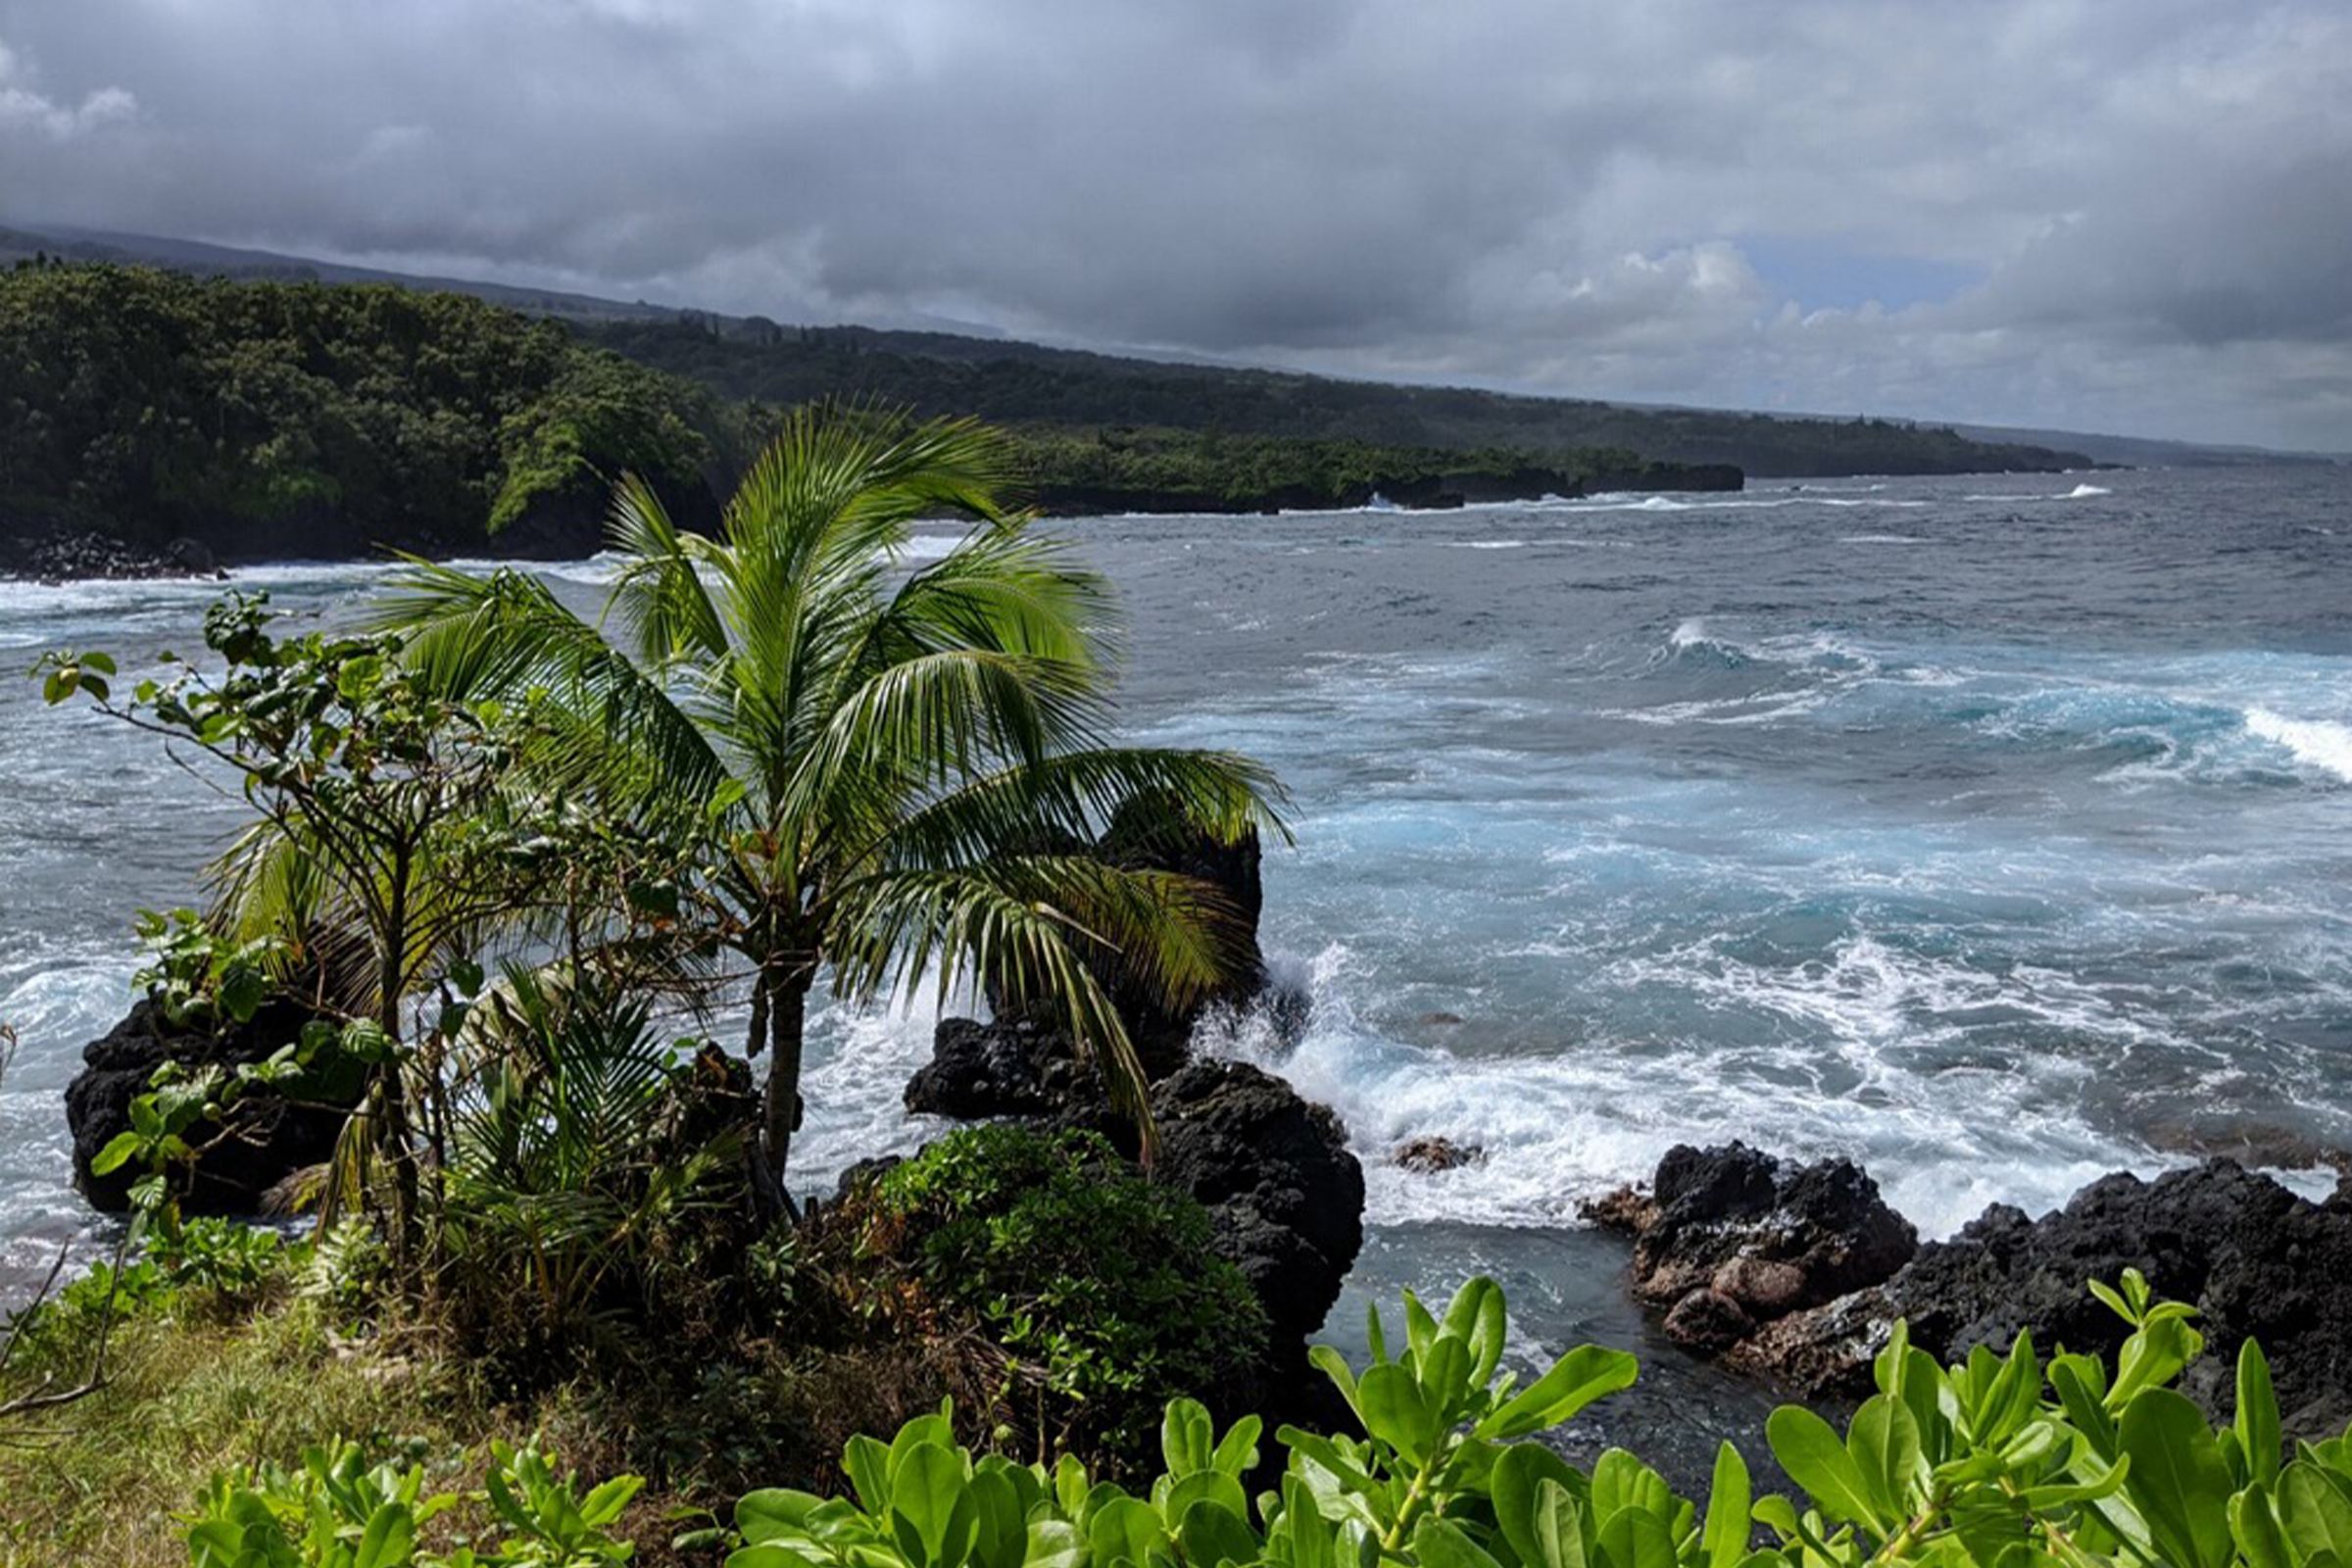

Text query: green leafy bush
(865, 1127), (1270, 1467)
(185, 1437), (640, 1567)
(152, 1216), (295, 1309)
(716, 1268), (2352, 1568)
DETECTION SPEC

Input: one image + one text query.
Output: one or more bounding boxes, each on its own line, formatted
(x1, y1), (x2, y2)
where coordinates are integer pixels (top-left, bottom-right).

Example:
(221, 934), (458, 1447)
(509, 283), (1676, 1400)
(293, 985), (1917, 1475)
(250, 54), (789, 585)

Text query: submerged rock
(66, 994), (357, 1214)
(1391, 1135), (1486, 1174)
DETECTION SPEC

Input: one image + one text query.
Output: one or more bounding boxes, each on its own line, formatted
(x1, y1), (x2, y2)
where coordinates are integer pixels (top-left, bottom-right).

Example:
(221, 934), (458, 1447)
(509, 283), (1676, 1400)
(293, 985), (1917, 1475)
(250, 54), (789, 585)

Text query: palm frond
(825, 861), (1161, 1152)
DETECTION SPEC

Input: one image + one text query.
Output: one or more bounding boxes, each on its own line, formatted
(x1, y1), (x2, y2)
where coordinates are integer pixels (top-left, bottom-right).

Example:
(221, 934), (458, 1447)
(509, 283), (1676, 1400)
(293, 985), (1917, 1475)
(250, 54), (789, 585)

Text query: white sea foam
(1195, 941), (2178, 1241)
(1964, 482), (2115, 504)
(2246, 709), (2352, 784)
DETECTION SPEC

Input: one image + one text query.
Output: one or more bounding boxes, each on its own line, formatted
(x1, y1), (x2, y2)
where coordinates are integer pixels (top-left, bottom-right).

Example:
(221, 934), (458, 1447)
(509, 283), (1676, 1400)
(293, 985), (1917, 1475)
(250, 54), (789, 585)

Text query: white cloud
(0, 38), (134, 139)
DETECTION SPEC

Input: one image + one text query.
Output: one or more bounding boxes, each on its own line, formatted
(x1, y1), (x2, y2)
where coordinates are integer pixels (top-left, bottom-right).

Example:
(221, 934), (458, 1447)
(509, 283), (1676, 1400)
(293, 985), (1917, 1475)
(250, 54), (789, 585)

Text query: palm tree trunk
(760, 971), (808, 1201)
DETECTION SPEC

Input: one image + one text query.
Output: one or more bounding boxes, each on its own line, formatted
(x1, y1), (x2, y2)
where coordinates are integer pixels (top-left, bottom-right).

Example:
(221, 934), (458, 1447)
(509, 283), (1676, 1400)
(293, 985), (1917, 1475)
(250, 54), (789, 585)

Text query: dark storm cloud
(2, 0), (2347, 447)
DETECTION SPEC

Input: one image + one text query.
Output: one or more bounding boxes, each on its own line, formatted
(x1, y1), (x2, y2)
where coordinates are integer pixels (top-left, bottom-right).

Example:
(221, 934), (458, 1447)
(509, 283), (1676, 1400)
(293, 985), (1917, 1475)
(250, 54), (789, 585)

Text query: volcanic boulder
(65, 994), (358, 1214)
(1588, 1141), (1918, 1356)
(1150, 1058), (1365, 1348)
(906, 810), (1272, 1117)
(1734, 1158), (2352, 1436)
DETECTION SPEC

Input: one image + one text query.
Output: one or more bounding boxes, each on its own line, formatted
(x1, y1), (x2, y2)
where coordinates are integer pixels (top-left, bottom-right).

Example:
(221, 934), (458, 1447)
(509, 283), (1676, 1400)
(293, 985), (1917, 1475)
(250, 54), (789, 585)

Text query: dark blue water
(4, 464), (2348, 1458)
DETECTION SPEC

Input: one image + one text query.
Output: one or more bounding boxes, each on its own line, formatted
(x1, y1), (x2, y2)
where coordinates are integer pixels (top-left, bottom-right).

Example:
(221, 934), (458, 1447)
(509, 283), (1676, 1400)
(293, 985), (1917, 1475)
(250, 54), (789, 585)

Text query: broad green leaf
(2049, 1359), (2119, 1463)
(1596, 1506), (1678, 1568)
(1420, 1336), (1474, 1424)
(2284, 1461), (2352, 1565)
(1413, 1516), (1505, 1568)
(353, 1503), (414, 1568)
(1164, 1399), (1213, 1477)
(1178, 1499), (1261, 1568)
(1701, 1444), (1751, 1568)
(1359, 1363), (1438, 1463)
(2232, 1484), (2292, 1568)
(1494, 1445), (1592, 1568)
(726, 1548), (828, 1568)
(1403, 1290), (1440, 1363)
(1162, 1472), (1249, 1533)
(2240, 1339), (2283, 1488)
(218, 960), (269, 1024)
(1478, 1347), (1640, 1440)
(1854, 1396), (1927, 1522)
(844, 1435), (893, 1517)
(1026, 1520), (1087, 1568)
(91, 1130), (142, 1176)
(737, 1489), (825, 1544)
(1766, 1405), (1887, 1535)
(1211, 1415), (1262, 1477)
(1441, 1276), (1510, 1391)
(1310, 1345), (1362, 1418)
(968, 1467), (1029, 1568)
(891, 1444), (979, 1568)
(1590, 1450), (1675, 1526)
(2119, 1388), (2236, 1568)
(1089, 1495), (1165, 1568)
(335, 654), (385, 700)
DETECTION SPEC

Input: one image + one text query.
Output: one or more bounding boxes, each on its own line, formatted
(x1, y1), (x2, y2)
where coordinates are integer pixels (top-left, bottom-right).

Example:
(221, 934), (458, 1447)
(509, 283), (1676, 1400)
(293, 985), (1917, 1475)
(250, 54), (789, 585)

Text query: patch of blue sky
(1740, 235), (1986, 313)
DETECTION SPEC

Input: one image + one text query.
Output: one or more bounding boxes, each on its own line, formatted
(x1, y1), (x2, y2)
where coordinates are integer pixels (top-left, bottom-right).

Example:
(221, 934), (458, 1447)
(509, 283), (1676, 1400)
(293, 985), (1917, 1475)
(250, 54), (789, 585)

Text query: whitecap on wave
(2245, 709), (2352, 785)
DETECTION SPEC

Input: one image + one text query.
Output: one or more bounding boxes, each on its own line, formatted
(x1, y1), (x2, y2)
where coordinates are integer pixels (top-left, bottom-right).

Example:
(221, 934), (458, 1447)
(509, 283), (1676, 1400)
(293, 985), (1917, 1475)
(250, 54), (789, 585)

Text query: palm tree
(380, 405), (1285, 1200)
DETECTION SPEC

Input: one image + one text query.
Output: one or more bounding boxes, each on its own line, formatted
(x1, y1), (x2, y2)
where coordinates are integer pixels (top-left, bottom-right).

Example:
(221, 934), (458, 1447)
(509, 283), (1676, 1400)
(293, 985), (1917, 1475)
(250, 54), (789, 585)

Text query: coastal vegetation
(0, 262), (2094, 579)
(579, 316), (2094, 480)
(0, 262), (731, 566)
(2, 335), (2323, 1568)
(7, 1210), (2347, 1568)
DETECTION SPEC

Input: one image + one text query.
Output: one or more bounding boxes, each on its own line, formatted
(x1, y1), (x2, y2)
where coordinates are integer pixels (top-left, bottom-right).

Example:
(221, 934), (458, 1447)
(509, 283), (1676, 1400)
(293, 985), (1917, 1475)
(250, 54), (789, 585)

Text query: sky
(2, 0), (2348, 451)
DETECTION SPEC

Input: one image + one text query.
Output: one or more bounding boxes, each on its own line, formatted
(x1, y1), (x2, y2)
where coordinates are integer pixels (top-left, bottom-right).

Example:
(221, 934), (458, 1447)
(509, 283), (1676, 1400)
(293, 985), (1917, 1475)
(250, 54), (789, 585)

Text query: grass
(0, 1281), (1007, 1566)
(2, 1298), (466, 1565)
(0, 1292), (751, 1566)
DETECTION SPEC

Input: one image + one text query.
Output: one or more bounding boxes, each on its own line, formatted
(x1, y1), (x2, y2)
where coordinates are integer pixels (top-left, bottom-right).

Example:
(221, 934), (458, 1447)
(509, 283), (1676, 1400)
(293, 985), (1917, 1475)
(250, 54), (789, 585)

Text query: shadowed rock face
(1150, 1058), (1366, 1348)
(66, 994), (357, 1214)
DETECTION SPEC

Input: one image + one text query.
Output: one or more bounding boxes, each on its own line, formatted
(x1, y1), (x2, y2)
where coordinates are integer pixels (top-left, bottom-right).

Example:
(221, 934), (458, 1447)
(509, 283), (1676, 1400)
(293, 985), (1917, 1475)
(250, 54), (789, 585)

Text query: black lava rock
(66, 994), (357, 1214)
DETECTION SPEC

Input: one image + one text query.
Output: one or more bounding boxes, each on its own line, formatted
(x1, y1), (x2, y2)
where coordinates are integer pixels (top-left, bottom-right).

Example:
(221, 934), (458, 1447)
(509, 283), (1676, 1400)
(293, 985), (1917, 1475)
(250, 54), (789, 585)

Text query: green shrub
(722, 1268), (2348, 1568)
(153, 1217), (294, 1311)
(866, 1127), (1269, 1468)
(185, 1437), (640, 1566)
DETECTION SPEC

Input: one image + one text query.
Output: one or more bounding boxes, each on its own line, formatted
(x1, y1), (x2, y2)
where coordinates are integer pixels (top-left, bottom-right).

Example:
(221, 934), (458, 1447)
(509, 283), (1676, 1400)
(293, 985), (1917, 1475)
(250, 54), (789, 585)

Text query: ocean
(4, 463), (2347, 1464)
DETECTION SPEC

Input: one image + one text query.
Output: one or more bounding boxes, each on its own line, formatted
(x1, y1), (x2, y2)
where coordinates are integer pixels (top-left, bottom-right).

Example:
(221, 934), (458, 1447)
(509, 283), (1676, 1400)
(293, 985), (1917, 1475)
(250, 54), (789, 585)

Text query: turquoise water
(3, 464), (2348, 1458)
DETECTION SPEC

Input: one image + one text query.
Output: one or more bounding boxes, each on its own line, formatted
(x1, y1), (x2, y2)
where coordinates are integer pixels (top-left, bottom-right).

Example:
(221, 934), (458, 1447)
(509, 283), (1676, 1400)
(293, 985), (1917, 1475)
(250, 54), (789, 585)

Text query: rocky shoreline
(1588, 1140), (2352, 1440)
(0, 526), (230, 583)
(63, 795), (2348, 1446)
(3, 463), (1744, 582)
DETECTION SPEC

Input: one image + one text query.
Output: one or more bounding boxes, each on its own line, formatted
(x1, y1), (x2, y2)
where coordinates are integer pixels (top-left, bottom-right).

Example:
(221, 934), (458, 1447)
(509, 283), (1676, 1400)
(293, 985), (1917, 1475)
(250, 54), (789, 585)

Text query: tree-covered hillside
(587, 316), (2095, 478)
(0, 263), (735, 566)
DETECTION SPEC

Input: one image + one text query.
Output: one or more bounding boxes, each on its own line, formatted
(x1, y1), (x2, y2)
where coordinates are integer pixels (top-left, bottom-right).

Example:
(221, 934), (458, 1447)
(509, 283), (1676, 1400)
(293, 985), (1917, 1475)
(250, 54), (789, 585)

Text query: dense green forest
(0, 263), (736, 564)
(0, 261), (2082, 576)
(585, 316), (2094, 479)
(998, 424), (1736, 514)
